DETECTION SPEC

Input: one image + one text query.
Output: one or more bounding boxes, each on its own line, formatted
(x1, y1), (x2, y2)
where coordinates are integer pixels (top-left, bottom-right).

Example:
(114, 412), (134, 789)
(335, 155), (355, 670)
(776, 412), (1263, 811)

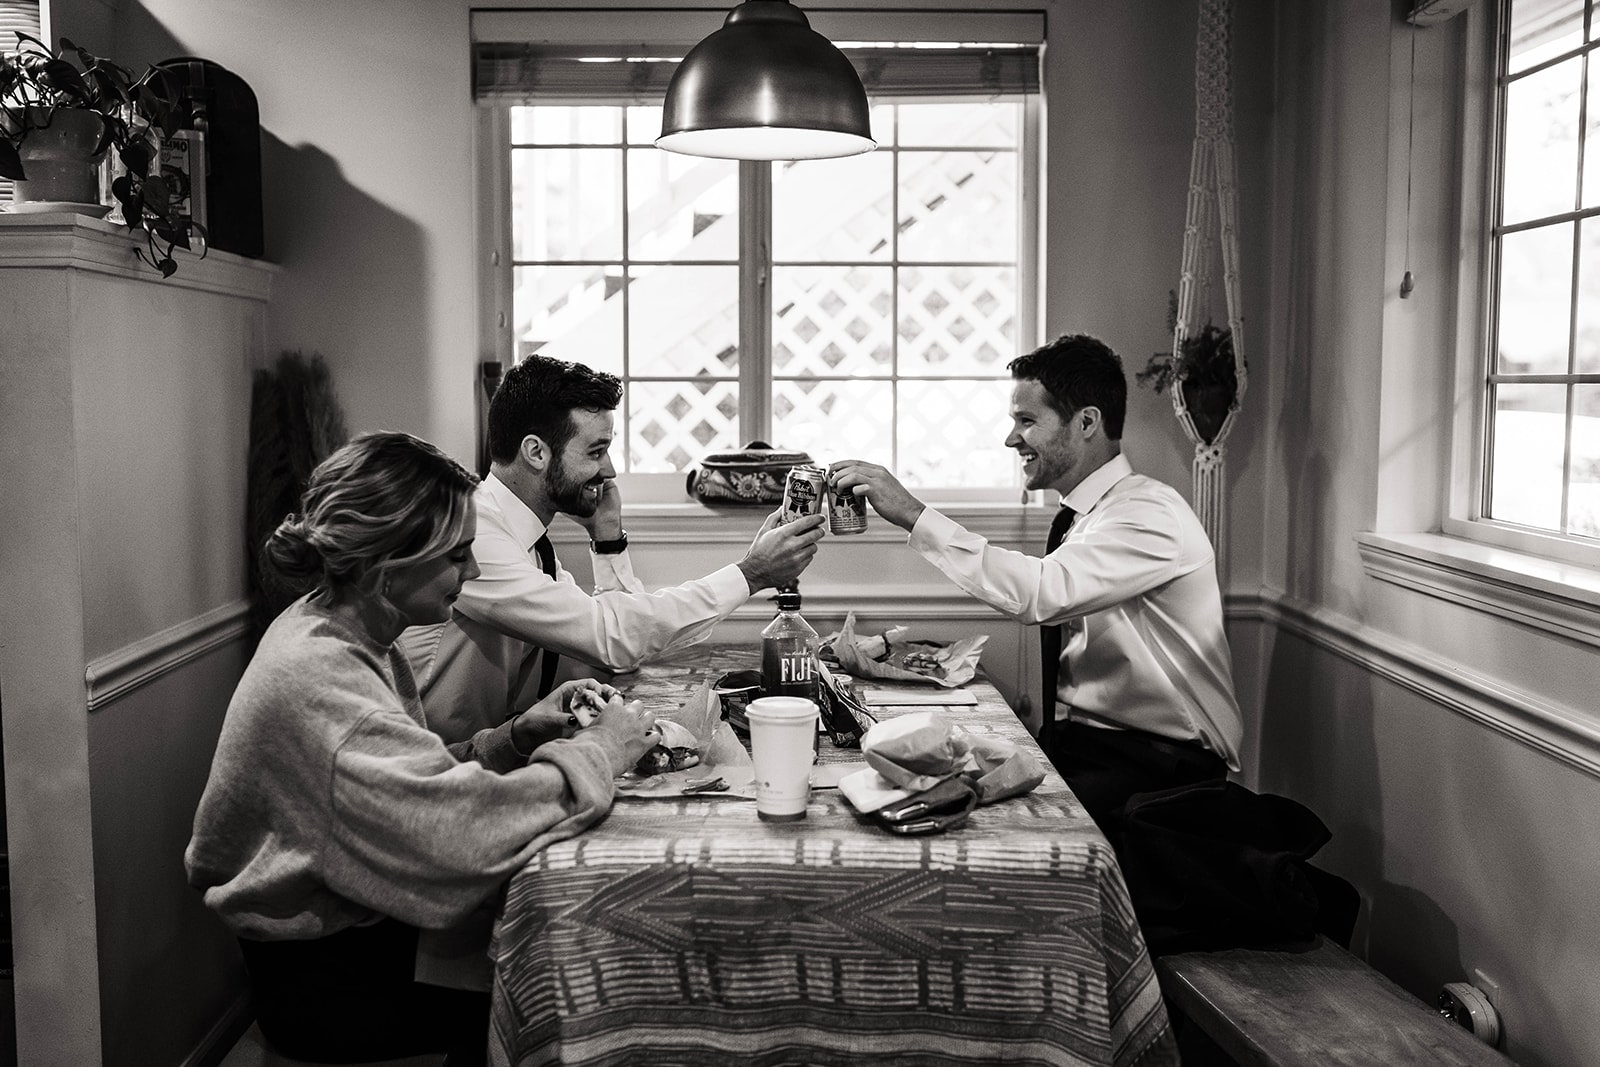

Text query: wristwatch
(590, 530), (629, 555)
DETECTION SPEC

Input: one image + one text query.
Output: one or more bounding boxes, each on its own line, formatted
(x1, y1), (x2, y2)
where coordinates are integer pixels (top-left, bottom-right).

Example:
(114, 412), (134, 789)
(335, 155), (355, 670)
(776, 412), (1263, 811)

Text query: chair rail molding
(1226, 587), (1600, 781)
(85, 599), (252, 711)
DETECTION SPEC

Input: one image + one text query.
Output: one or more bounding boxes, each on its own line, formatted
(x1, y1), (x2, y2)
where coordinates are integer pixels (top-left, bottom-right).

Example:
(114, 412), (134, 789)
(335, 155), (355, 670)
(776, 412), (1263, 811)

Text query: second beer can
(780, 464), (827, 524)
(828, 481), (869, 534)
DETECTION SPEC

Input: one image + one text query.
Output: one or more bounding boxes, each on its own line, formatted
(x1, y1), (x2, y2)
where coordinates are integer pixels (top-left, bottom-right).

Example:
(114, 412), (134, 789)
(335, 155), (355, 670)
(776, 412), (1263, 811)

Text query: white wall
(1250, 4), (1600, 1066)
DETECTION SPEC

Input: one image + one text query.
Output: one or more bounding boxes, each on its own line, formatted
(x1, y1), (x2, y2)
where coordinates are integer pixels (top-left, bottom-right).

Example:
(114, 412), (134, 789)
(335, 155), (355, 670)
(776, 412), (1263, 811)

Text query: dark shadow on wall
(259, 130), (436, 435)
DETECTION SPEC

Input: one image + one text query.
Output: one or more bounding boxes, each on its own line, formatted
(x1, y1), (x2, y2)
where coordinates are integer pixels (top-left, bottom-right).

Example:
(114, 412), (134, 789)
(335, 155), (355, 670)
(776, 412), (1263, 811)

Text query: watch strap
(590, 530), (629, 555)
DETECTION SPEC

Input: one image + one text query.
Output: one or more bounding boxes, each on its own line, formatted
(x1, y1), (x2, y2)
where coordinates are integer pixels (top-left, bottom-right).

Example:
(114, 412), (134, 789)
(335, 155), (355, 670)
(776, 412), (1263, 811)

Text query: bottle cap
(774, 589), (802, 612)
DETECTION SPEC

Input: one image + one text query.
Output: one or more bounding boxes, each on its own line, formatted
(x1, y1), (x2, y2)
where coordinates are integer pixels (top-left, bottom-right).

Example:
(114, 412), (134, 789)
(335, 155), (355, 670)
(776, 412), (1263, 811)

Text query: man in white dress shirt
(829, 334), (1241, 839)
(402, 355), (825, 746)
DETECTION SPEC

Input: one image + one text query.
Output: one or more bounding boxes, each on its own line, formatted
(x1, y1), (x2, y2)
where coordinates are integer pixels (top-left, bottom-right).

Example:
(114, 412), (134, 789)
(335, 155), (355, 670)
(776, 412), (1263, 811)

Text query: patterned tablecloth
(488, 646), (1176, 1067)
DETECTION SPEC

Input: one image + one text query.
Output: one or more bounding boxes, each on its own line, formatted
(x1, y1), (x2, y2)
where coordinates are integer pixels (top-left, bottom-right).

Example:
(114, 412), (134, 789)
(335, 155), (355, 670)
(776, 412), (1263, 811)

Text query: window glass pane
(627, 150), (738, 261)
(1501, 59), (1581, 225)
(628, 380), (741, 472)
(1488, 383), (1567, 529)
(772, 154), (894, 261)
(1509, 0), (1583, 74)
(773, 379), (894, 464)
(1577, 217), (1600, 372)
(627, 106), (663, 144)
(513, 265), (624, 375)
(512, 148), (622, 260)
(1574, 385), (1600, 537)
(896, 101), (1018, 147)
(1586, 55), (1600, 207)
(773, 266), (892, 375)
(629, 263), (740, 377)
(511, 106), (621, 145)
(898, 150), (1018, 261)
(899, 266), (1017, 376)
(1497, 222), (1574, 373)
(897, 379), (1016, 488)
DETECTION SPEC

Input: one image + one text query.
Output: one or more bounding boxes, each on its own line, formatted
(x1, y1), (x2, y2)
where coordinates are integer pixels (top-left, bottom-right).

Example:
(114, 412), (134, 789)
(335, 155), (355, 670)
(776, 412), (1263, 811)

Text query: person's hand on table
(511, 679), (619, 751)
(580, 695), (659, 772)
(736, 510), (826, 593)
(828, 460), (926, 532)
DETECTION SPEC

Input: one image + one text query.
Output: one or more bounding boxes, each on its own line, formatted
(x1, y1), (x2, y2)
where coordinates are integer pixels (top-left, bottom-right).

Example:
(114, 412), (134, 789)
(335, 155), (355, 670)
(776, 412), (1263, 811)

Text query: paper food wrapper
(828, 611), (986, 688)
(841, 711), (1045, 812)
(615, 683), (755, 798)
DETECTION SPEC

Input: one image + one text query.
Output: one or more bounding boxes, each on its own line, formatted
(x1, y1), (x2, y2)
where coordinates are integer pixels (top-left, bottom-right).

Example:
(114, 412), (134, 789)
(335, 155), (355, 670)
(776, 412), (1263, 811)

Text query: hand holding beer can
(779, 464), (827, 526)
(827, 478), (868, 534)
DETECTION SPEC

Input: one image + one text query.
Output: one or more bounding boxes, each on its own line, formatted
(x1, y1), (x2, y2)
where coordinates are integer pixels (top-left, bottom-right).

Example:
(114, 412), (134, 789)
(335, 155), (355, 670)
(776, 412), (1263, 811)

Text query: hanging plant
(1137, 290), (1242, 444)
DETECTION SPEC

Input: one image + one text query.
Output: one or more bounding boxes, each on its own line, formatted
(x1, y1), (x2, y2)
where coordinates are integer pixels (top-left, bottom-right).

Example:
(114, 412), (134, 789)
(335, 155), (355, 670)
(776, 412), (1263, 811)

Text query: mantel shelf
(0, 211), (277, 301)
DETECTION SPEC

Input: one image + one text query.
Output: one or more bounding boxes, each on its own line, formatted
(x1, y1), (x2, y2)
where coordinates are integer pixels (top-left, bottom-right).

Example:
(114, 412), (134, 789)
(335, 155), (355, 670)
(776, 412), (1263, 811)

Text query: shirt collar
(1061, 453), (1133, 516)
(483, 472), (549, 547)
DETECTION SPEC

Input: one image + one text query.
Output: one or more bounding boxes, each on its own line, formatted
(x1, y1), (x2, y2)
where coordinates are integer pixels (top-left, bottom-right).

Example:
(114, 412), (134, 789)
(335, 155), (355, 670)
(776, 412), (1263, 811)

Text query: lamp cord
(1402, 25), (1417, 298)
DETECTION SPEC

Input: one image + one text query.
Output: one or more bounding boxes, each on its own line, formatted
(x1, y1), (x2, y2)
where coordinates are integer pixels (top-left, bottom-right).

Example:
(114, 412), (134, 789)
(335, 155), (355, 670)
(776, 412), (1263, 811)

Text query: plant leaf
(158, 257), (177, 278)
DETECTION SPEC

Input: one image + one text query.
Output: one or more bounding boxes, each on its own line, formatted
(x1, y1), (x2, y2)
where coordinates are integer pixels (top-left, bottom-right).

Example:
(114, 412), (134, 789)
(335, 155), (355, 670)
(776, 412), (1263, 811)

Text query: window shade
(471, 8), (1043, 105)
(0, 1), (43, 203)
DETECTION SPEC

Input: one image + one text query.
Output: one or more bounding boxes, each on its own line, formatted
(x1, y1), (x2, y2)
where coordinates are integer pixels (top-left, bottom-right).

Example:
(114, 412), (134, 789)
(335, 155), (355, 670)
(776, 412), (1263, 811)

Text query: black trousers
(238, 918), (489, 1065)
(1041, 719), (1227, 850)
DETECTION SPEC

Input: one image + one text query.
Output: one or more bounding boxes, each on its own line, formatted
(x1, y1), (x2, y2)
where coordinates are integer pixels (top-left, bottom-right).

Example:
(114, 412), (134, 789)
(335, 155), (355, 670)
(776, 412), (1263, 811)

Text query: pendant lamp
(656, 0), (875, 161)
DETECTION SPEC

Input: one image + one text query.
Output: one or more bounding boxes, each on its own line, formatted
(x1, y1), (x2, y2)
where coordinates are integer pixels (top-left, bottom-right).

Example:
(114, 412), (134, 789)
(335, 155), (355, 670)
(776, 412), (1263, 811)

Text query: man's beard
(548, 453), (603, 517)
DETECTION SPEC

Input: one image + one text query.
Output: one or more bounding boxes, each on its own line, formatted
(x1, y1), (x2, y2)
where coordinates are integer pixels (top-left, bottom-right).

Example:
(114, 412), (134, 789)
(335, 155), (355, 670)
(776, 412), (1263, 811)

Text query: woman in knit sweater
(186, 431), (659, 1065)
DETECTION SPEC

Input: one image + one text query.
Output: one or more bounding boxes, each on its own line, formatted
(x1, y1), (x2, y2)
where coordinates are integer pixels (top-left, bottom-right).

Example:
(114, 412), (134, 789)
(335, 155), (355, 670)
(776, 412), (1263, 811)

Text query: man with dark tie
(401, 355), (826, 748)
(828, 333), (1240, 841)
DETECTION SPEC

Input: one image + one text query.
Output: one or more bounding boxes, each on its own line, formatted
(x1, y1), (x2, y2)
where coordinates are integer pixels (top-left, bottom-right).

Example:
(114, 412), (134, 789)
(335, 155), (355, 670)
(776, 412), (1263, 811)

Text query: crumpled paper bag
(615, 683), (754, 797)
(827, 611), (987, 688)
(840, 711), (1045, 812)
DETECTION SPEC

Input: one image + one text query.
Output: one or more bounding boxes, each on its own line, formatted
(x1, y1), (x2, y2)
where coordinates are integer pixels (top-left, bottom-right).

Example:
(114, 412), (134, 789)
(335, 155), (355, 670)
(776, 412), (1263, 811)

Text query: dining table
(487, 644), (1178, 1066)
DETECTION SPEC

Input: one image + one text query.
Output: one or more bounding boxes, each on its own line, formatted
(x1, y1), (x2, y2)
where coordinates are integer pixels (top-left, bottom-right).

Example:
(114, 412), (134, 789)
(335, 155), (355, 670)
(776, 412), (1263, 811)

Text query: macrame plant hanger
(1171, 0), (1248, 571)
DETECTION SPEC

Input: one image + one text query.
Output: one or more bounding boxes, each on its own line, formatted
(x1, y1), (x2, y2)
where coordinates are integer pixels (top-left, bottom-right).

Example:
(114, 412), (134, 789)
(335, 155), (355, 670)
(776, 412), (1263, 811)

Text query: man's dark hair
(1007, 334), (1126, 440)
(488, 355), (623, 464)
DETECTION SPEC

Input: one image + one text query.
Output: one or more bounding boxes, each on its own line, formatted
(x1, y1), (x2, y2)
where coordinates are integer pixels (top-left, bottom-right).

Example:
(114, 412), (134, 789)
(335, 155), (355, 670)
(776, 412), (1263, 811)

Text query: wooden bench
(1156, 937), (1516, 1066)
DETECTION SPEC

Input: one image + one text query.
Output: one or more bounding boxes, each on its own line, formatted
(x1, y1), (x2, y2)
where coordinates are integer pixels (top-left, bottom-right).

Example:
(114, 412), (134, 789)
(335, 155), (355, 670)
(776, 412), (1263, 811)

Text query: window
(475, 11), (1042, 492)
(1482, 0), (1600, 548)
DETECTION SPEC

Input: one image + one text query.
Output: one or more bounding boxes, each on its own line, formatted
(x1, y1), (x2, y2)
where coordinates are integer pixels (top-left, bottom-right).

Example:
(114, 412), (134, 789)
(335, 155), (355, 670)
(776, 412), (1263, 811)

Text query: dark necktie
(532, 535), (560, 699)
(1037, 505), (1076, 751)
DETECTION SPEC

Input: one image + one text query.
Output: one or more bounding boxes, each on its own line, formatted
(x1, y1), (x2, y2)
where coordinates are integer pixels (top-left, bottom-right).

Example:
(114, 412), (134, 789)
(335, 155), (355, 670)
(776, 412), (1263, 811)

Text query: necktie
(1037, 505), (1076, 751)
(532, 535), (560, 699)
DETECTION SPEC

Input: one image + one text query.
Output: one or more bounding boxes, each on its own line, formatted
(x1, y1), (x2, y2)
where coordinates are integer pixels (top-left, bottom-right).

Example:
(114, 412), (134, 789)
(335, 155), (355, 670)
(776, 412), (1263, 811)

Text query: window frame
(1445, 0), (1600, 569)
(473, 22), (1044, 503)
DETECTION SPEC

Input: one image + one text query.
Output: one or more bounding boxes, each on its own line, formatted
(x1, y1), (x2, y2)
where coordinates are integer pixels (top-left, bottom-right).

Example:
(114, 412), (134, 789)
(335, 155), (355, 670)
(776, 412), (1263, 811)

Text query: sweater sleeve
(320, 710), (627, 930)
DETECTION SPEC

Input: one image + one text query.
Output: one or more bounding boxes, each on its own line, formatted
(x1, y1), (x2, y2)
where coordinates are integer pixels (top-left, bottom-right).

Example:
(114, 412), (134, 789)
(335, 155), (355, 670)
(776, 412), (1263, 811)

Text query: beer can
(779, 464), (827, 525)
(828, 480), (869, 534)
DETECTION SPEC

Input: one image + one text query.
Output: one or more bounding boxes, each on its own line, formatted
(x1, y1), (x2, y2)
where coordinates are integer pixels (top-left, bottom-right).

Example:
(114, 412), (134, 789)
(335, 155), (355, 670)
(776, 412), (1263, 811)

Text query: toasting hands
(827, 460), (926, 532)
(736, 511), (826, 594)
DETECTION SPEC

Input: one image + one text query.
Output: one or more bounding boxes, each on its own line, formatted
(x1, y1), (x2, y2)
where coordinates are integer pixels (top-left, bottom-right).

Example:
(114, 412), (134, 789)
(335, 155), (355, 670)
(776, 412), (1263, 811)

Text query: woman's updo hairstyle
(263, 431), (478, 596)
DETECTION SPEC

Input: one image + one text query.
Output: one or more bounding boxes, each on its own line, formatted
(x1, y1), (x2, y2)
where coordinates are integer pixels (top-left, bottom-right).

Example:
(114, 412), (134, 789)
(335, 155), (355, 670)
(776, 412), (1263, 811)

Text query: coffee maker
(154, 57), (264, 260)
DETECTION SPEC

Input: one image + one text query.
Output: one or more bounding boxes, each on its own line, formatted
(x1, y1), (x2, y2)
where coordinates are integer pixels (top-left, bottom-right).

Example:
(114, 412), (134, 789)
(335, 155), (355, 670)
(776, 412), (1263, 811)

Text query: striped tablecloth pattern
(489, 646), (1176, 1066)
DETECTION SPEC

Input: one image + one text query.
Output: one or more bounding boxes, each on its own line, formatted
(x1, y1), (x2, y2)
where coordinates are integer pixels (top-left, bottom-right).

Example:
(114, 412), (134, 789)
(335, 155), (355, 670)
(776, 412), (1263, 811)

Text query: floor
(218, 1023), (445, 1067)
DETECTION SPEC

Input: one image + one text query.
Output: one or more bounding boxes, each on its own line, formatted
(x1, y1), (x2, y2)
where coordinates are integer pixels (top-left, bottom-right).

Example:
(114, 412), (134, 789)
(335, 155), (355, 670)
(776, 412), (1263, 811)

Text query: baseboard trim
(85, 599), (252, 712)
(1226, 589), (1600, 781)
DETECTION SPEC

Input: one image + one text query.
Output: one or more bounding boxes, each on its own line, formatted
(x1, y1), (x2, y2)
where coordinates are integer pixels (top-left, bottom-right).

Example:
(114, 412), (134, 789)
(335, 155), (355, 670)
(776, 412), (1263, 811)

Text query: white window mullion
(740, 160), (773, 444)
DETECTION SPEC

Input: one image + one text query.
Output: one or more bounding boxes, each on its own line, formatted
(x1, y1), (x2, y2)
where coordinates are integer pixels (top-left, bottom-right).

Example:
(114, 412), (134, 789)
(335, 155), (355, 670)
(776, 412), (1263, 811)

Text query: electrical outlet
(1472, 968), (1502, 1010)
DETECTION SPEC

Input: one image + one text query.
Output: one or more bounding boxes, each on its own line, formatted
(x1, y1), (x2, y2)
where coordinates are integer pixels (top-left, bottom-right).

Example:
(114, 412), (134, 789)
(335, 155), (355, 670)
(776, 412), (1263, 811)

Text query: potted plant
(1137, 290), (1242, 445)
(1, 33), (204, 276)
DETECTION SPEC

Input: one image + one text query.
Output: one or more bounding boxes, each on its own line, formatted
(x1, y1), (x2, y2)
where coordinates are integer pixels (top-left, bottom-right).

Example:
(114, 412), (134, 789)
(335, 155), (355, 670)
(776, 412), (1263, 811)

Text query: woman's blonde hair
(262, 431), (478, 595)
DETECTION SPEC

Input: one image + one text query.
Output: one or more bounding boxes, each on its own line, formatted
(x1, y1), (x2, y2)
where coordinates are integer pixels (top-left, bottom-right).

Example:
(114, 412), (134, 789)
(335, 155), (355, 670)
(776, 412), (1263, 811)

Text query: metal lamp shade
(657, 0), (874, 161)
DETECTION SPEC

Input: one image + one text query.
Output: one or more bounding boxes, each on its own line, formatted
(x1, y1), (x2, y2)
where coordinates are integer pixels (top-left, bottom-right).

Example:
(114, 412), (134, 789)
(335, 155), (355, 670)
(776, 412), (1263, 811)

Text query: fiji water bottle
(760, 587), (820, 759)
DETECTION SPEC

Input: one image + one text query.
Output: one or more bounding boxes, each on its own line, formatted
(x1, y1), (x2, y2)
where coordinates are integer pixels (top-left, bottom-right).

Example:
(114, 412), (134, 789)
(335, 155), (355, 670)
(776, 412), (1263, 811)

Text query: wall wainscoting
(1226, 589), (1600, 782)
(84, 600), (253, 712)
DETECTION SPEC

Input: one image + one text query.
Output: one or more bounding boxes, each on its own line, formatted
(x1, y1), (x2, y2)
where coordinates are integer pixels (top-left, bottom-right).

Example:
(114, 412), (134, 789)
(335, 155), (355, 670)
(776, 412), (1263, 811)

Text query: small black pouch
(871, 775), (979, 836)
(686, 441), (812, 505)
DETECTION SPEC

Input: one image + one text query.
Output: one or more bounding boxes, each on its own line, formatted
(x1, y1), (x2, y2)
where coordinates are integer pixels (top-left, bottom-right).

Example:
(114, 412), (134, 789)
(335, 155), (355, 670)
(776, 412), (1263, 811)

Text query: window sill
(547, 500), (1057, 546)
(1355, 531), (1600, 650)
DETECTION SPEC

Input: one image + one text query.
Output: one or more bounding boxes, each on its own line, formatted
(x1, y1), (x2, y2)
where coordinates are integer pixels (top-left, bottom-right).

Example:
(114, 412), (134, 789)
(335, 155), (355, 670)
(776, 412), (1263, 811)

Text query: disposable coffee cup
(745, 696), (818, 821)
